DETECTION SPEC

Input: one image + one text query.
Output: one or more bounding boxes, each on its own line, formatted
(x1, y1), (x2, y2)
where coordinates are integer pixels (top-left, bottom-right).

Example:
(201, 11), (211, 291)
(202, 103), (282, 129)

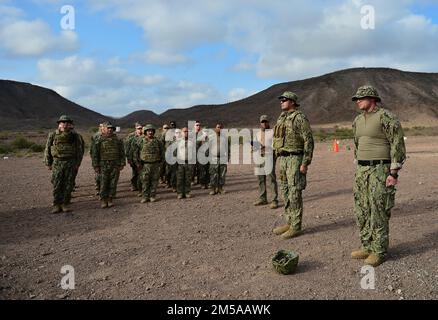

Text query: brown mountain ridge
(1, 68), (438, 130)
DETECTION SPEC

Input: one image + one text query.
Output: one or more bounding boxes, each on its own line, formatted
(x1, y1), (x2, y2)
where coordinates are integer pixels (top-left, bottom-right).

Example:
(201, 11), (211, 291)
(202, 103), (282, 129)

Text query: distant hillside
(2, 68), (438, 130)
(0, 80), (109, 130)
(117, 110), (160, 128)
(159, 68), (438, 127)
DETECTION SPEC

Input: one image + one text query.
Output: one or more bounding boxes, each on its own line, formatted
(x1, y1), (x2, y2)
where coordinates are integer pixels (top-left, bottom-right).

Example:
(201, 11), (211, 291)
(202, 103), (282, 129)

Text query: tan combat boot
(364, 253), (384, 267)
(177, 194), (184, 199)
(150, 197), (157, 202)
(140, 198), (149, 203)
(218, 187), (226, 194)
(101, 199), (108, 208)
(209, 188), (217, 195)
(273, 224), (290, 235)
(61, 204), (71, 213)
(281, 229), (301, 239)
(51, 205), (62, 214)
(351, 249), (370, 259)
(270, 201), (278, 209)
(107, 197), (113, 208)
(253, 199), (268, 206)
(185, 193), (192, 198)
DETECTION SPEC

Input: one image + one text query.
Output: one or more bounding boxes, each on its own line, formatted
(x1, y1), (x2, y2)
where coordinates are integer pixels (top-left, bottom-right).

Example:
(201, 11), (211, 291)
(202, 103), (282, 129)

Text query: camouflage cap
(56, 115), (73, 123)
(278, 91), (300, 106)
(260, 115), (269, 123)
(272, 250), (299, 275)
(352, 85), (381, 102)
(144, 124), (156, 131)
(102, 121), (116, 129)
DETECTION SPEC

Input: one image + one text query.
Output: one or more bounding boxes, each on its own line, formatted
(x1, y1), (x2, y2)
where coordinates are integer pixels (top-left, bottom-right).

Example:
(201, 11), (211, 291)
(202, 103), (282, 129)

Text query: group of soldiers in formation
(44, 85), (406, 267)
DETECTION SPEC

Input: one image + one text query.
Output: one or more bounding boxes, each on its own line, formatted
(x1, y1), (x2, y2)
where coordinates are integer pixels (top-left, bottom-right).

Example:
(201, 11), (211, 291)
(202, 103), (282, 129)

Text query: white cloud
(228, 88), (249, 102)
(0, 4), (78, 57)
(87, 0), (438, 79)
(36, 55), (223, 116)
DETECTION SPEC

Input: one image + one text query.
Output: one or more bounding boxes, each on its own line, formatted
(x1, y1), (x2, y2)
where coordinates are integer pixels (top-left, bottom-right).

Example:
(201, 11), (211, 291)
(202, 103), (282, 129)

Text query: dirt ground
(0, 136), (437, 300)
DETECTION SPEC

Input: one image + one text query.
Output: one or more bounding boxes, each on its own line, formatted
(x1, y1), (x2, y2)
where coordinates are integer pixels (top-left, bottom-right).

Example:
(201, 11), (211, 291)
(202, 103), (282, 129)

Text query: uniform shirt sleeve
(44, 132), (55, 166)
(352, 115), (359, 160)
(296, 113), (314, 166)
(91, 137), (100, 168)
(380, 110), (406, 170)
(119, 138), (126, 167)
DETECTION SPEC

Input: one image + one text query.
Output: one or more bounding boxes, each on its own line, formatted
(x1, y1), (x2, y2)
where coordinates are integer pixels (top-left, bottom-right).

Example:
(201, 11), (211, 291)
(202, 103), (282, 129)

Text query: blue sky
(1, 0), (438, 117)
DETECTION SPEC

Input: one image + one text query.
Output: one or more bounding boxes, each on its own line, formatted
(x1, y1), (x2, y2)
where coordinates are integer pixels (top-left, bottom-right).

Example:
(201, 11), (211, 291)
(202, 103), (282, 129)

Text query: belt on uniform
(278, 151), (303, 157)
(358, 160), (391, 166)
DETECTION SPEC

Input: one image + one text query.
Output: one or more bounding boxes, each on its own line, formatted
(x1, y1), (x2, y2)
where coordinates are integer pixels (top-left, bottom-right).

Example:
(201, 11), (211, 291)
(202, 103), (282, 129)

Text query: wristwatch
(389, 171), (399, 179)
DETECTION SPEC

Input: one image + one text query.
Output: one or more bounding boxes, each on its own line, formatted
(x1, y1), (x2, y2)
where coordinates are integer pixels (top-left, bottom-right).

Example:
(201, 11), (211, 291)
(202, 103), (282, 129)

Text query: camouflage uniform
(196, 131), (210, 188)
(91, 124), (125, 206)
(90, 129), (102, 191)
(352, 86), (406, 262)
(209, 131), (229, 194)
(44, 115), (84, 211)
(273, 92), (314, 234)
(165, 129), (178, 190)
(254, 116), (278, 206)
(158, 128), (168, 184)
(176, 137), (195, 198)
(124, 125), (143, 192)
(134, 125), (163, 202)
(71, 129), (85, 190)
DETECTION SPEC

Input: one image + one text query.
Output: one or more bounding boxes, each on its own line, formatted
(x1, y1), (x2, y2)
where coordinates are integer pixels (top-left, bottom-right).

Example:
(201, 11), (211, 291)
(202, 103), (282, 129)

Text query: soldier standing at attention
(209, 122), (229, 195)
(125, 122), (144, 192)
(253, 115), (279, 209)
(272, 91), (314, 239)
(92, 122), (125, 209)
(134, 124), (163, 203)
(165, 121), (178, 191)
(68, 121), (85, 193)
(44, 115), (84, 214)
(176, 127), (195, 199)
(351, 85), (406, 267)
(159, 124), (170, 184)
(90, 123), (104, 195)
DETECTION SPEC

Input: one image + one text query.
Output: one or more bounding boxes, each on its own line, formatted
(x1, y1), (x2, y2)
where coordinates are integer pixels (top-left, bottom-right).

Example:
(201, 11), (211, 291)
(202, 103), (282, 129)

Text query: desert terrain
(0, 137), (437, 300)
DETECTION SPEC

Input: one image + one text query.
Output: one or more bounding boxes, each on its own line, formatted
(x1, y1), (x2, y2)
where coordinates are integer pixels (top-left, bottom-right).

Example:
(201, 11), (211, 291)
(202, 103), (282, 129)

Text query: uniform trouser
(209, 163), (227, 188)
(166, 163), (177, 188)
(177, 163), (194, 195)
(99, 160), (120, 200)
(129, 162), (141, 190)
(95, 172), (100, 189)
(279, 155), (306, 231)
(199, 163), (210, 186)
(191, 162), (200, 183)
(159, 161), (166, 182)
(51, 159), (76, 205)
(141, 162), (160, 199)
(354, 164), (395, 259)
(257, 155), (278, 203)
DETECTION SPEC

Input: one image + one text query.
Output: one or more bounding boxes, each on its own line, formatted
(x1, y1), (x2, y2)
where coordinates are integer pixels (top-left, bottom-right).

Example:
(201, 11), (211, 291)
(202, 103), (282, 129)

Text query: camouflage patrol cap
(278, 91), (300, 106)
(352, 85), (381, 102)
(272, 250), (299, 275)
(102, 121), (116, 129)
(260, 115), (269, 123)
(144, 124), (156, 131)
(56, 115), (73, 123)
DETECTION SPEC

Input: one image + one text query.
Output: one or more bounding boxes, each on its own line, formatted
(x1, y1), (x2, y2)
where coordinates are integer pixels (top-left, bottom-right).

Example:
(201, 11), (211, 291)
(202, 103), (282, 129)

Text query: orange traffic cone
(333, 139), (339, 153)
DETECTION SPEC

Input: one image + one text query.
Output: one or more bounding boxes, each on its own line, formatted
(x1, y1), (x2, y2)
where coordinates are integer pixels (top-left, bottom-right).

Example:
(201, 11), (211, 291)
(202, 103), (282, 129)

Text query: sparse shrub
(30, 144), (45, 153)
(0, 144), (12, 154)
(11, 135), (33, 149)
